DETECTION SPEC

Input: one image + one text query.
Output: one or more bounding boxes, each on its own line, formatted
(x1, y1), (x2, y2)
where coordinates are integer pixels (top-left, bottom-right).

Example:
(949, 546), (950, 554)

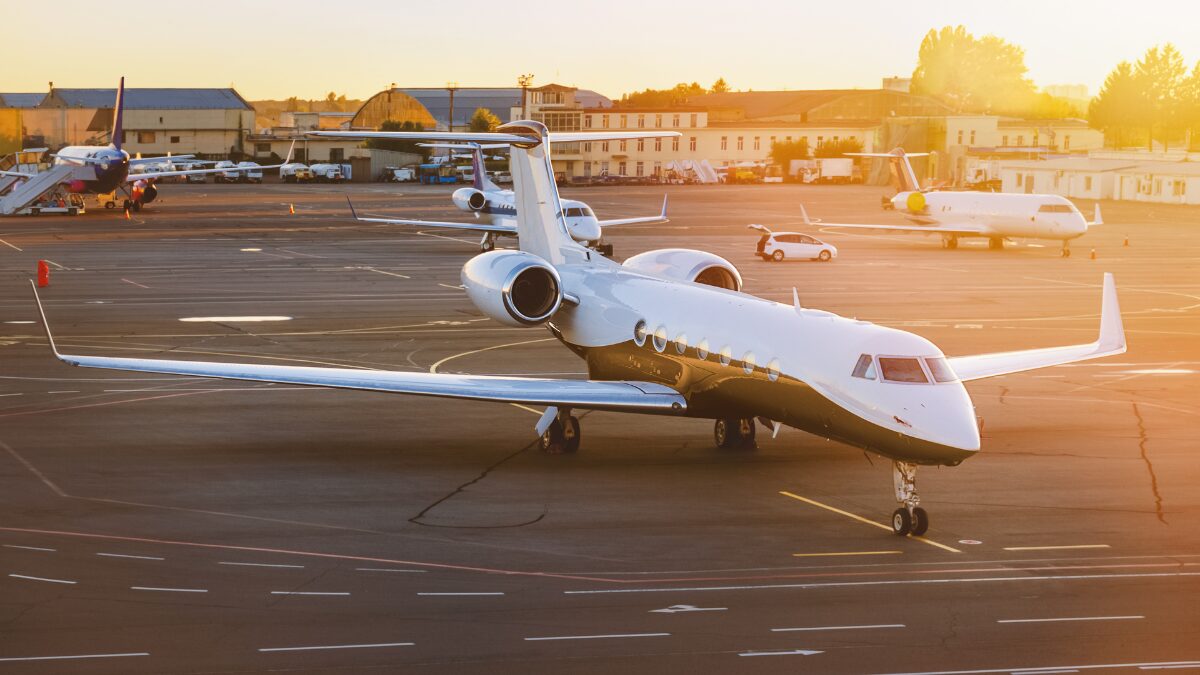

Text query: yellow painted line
(779, 491), (962, 554)
(429, 338), (556, 374)
(792, 550), (902, 558)
(510, 404), (542, 416)
(1003, 544), (1111, 551)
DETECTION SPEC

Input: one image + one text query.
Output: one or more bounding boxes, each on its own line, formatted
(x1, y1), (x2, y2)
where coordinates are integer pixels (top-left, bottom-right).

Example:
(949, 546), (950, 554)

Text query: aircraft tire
(891, 508), (912, 536)
(540, 420), (565, 454)
(714, 419), (739, 449)
(562, 416), (581, 454)
(910, 507), (929, 536)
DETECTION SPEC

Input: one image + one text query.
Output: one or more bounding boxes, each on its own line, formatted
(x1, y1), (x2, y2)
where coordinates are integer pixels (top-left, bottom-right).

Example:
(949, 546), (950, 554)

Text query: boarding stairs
(0, 164), (89, 215)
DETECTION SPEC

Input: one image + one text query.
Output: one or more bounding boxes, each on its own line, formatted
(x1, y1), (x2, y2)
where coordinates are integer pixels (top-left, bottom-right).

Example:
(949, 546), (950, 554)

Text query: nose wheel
(1061, 243), (1071, 258)
(891, 461), (929, 536)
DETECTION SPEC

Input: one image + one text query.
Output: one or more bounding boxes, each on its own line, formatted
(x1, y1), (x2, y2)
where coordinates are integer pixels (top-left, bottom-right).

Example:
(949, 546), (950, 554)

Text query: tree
(1179, 62), (1200, 150)
(1089, 61), (1144, 148)
(618, 82), (707, 108)
(710, 77), (730, 94)
(367, 120), (430, 159)
(1133, 44), (1187, 150)
(769, 138), (810, 169)
(468, 107), (502, 132)
(813, 137), (864, 158)
(911, 25), (1035, 114)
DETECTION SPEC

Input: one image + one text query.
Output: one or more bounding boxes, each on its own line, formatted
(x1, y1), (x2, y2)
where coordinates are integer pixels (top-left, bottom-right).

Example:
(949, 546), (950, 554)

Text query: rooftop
(42, 88), (253, 110)
(0, 93), (45, 108)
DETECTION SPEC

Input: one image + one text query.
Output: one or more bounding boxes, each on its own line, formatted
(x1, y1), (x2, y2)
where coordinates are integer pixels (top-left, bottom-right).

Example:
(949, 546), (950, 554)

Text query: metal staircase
(0, 164), (80, 215)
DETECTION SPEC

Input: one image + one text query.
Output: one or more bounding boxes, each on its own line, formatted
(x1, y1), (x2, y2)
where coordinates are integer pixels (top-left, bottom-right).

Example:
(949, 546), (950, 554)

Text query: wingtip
(1100, 272), (1126, 353)
(800, 203), (812, 225)
(345, 195), (359, 220)
(28, 279), (62, 360)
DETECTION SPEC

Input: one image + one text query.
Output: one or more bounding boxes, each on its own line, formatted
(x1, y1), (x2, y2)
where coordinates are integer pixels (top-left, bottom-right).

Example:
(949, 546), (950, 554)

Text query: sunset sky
(7, 0), (1200, 100)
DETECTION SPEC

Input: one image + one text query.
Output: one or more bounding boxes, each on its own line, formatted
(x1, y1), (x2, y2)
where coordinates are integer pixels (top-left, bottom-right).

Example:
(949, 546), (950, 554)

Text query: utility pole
(518, 74), (534, 120)
(446, 82), (458, 133)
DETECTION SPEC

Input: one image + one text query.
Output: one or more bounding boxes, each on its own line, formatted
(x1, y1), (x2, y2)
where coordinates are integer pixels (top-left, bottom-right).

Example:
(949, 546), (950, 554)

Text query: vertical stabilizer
(888, 149), (918, 192)
(111, 76), (126, 151)
(470, 143), (500, 192)
(497, 121), (575, 265)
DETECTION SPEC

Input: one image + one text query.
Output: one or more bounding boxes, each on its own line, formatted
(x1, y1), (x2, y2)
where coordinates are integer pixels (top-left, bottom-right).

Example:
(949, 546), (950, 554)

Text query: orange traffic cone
(124, 208), (131, 221)
(36, 260), (49, 288)
(288, 203), (295, 215)
(1090, 248), (1097, 260)
(1123, 235), (1129, 247)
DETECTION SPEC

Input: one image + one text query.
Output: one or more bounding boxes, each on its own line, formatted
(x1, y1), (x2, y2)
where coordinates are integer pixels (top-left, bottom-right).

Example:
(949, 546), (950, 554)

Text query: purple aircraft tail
(111, 77), (125, 151)
(470, 143), (500, 192)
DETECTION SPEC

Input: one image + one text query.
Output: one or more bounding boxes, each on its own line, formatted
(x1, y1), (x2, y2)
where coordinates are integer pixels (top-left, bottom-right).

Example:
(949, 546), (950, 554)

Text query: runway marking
(417, 591), (505, 596)
(363, 267), (411, 279)
(793, 551), (903, 558)
(1004, 545), (1110, 552)
(121, 278), (150, 289)
(270, 591), (350, 596)
(3, 544), (55, 552)
(650, 604), (727, 613)
(772, 623), (906, 632)
(277, 248), (326, 259)
(437, 283), (465, 290)
(356, 567), (427, 573)
(178, 316), (293, 322)
(0, 238), (22, 252)
(97, 552), (164, 561)
(240, 247), (262, 252)
(864, 660), (1200, 674)
(998, 615), (1143, 624)
(0, 394), (22, 398)
(259, 642), (414, 653)
(42, 259), (67, 270)
(220, 561), (305, 569)
(9, 573), (76, 584)
(779, 492), (962, 553)
(429, 337), (557, 374)
(46, 390), (79, 394)
(131, 586), (207, 593)
(740, 649), (824, 657)
(524, 633), (670, 642)
(3, 321), (34, 324)
(0, 653), (149, 663)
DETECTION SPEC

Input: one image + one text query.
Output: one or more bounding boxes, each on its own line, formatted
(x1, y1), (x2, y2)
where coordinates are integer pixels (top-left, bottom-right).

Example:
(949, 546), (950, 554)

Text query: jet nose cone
(940, 410), (981, 453)
(570, 219), (602, 243)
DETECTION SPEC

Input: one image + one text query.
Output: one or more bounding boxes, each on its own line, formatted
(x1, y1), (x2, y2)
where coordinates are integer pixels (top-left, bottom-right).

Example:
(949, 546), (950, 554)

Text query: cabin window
(674, 334), (688, 355)
(718, 346), (732, 366)
(879, 357), (930, 384)
(742, 352), (756, 374)
(766, 358), (780, 382)
(924, 357), (957, 383)
(696, 339), (710, 360)
(851, 354), (876, 380)
(633, 320), (648, 347)
(652, 326), (668, 352)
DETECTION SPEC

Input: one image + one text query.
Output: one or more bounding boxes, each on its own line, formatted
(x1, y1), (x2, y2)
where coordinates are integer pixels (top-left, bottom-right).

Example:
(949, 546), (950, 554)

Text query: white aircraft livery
(32, 121), (1127, 537)
(807, 149), (1102, 256)
(313, 133), (669, 253)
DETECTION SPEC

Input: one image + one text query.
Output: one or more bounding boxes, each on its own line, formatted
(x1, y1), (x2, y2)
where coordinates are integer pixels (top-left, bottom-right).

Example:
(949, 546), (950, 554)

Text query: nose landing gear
(1061, 242), (1072, 258)
(891, 461), (929, 536)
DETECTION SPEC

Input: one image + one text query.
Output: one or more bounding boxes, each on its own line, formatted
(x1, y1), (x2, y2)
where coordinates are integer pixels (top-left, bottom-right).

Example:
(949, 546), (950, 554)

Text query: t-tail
(470, 143), (500, 192)
(111, 76), (126, 151)
(847, 148), (928, 193)
(498, 121), (576, 265)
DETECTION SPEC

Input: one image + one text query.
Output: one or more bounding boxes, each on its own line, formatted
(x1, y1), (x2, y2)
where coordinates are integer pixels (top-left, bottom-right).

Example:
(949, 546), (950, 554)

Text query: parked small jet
(312, 133), (669, 253)
(32, 121), (1126, 536)
(809, 149), (1102, 257)
(1, 77), (291, 211)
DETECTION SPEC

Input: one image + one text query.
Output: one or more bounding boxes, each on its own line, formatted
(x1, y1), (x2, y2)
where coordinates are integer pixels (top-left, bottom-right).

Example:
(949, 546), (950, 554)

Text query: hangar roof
(41, 88), (253, 110)
(0, 93), (45, 108)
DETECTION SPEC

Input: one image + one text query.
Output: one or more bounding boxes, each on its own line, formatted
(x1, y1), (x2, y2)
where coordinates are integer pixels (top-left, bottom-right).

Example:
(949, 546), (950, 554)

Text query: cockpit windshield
(878, 357), (929, 383)
(1037, 204), (1076, 214)
(564, 207), (596, 218)
(923, 356), (958, 383)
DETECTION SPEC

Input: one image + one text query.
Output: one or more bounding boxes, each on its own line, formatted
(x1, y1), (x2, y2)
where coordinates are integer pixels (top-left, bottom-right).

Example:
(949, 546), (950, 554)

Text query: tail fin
(497, 121), (576, 265)
(471, 143), (500, 192)
(847, 148), (926, 192)
(111, 76), (125, 151)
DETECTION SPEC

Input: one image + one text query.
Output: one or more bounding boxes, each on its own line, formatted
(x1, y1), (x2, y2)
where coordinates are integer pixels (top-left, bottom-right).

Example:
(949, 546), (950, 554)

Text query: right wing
(799, 204), (986, 236)
(346, 198), (516, 234)
(30, 282), (685, 415)
(597, 195), (669, 228)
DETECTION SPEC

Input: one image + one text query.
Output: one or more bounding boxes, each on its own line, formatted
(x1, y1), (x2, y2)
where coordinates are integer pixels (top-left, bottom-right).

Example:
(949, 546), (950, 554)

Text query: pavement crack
(409, 442), (543, 529)
(1132, 402), (1167, 525)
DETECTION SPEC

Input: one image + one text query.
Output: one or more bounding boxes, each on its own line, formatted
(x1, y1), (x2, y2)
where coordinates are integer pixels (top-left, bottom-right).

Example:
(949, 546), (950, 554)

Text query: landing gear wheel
(561, 415), (581, 454)
(892, 508), (912, 536)
(910, 507), (930, 536)
(988, 237), (1004, 250)
(818, 250), (832, 262)
(771, 250), (785, 262)
(480, 233), (496, 252)
(714, 417), (756, 449)
(1061, 247), (1071, 258)
(104, 201), (115, 210)
(540, 415), (581, 454)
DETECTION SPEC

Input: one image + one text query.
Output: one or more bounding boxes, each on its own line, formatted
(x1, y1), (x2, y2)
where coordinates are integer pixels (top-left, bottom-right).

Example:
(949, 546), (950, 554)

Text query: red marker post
(36, 260), (50, 287)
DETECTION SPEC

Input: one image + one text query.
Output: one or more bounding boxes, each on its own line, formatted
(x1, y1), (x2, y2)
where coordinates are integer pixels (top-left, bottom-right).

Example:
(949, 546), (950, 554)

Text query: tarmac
(0, 181), (1197, 674)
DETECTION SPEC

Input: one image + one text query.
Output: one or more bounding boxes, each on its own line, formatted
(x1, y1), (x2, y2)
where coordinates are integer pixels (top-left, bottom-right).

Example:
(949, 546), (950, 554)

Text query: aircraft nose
(569, 219), (602, 243)
(912, 385), (980, 453)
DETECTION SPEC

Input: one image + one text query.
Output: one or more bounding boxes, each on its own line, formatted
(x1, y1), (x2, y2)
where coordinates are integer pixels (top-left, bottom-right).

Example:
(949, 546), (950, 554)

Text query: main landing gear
(891, 461), (929, 536)
(987, 237), (1004, 250)
(941, 235), (958, 250)
(539, 408), (581, 454)
(480, 233), (497, 252)
(1061, 242), (1072, 258)
(714, 417), (757, 449)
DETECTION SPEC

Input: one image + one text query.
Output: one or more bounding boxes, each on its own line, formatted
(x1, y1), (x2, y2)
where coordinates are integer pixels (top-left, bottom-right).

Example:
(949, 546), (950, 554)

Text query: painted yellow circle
(906, 192), (926, 212)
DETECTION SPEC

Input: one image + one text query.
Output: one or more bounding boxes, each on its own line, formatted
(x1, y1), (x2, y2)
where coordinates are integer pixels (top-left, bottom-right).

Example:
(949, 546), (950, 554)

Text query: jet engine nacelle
(452, 187), (488, 212)
(132, 180), (158, 204)
(461, 250), (564, 327)
(622, 248), (743, 291)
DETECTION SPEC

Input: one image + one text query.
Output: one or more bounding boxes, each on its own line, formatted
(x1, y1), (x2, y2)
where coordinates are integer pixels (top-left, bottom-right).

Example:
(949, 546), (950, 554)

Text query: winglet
(800, 204), (812, 226)
(792, 287), (802, 311)
(345, 196), (361, 221)
(660, 194), (669, 220)
(284, 140), (296, 166)
(1098, 272), (1125, 353)
(1090, 203), (1103, 227)
(28, 280), (65, 362)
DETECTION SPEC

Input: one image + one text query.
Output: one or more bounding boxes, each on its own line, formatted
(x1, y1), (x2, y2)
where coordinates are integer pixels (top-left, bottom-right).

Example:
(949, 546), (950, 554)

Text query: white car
(752, 227), (837, 262)
(236, 161), (263, 183)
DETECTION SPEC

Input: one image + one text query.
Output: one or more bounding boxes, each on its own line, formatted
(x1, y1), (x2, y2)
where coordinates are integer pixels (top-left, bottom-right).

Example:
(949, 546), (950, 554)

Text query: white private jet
(311, 134), (669, 254)
(31, 121), (1127, 537)
(809, 149), (1102, 257)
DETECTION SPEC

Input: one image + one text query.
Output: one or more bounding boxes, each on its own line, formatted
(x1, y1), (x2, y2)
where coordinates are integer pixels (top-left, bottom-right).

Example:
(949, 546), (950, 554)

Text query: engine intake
(622, 248), (742, 291)
(462, 250), (564, 327)
(452, 187), (488, 212)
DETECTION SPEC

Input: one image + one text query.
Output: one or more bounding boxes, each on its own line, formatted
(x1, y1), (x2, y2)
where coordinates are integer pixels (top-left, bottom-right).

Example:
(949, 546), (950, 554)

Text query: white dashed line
(524, 633), (670, 642)
(0, 653), (149, 663)
(9, 574), (76, 584)
(998, 616), (1143, 624)
(97, 552), (164, 561)
(771, 623), (905, 632)
(355, 567), (426, 573)
(131, 586), (207, 593)
(417, 592), (504, 596)
(269, 591), (349, 596)
(3, 544), (56, 552)
(739, 649), (824, 657)
(219, 561), (304, 569)
(259, 642), (413, 653)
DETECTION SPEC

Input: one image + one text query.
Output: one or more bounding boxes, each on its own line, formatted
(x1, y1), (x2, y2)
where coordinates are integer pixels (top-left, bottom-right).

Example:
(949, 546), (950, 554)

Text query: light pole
(517, 74), (534, 120)
(446, 81), (458, 133)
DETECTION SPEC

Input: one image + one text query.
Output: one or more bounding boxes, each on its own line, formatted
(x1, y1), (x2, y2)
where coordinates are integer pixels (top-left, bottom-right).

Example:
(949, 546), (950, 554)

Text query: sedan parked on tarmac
(749, 224), (837, 262)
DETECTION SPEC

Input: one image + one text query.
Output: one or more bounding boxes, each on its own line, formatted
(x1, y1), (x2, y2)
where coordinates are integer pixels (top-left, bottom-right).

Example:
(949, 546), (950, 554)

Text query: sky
(7, 0), (1200, 101)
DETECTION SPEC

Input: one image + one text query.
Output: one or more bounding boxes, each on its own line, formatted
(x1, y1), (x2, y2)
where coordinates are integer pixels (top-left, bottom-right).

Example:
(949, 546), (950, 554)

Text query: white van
(281, 163), (314, 183)
(309, 164), (344, 183)
(214, 160), (239, 183)
(236, 161), (263, 183)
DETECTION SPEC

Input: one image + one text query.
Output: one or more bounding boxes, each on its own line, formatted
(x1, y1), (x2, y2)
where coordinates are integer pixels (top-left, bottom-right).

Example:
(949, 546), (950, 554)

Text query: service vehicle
(749, 224), (837, 262)
(213, 160), (239, 183)
(309, 164), (344, 183)
(280, 163), (314, 183)
(236, 161), (263, 183)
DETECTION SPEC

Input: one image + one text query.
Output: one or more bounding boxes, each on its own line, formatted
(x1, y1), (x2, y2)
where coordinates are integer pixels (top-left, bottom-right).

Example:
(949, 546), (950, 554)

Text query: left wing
(347, 198), (516, 234)
(129, 155), (195, 166)
(126, 142), (294, 183)
(947, 273), (1126, 382)
(799, 205), (986, 236)
(30, 282), (685, 415)
(597, 195), (669, 228)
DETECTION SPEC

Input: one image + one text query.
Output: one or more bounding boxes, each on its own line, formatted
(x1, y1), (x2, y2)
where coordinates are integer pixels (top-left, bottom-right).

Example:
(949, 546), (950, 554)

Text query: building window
(655, 114), (662, 128)
(637, 114), (645, 128)
(636, 161), (644, 177)
(255, 142), (271, 153)
(1033, 132), (1039, 146)
(1002, 135), (1008, 146)
(602, 115), (609, 129)
(602, 141), (609, 153)
(618, 161), (627, 175)
(171, 136), (181, 144)
(619, 140), (627, 152)
(770, 136), (776, 147)
(969, 130), (976, 145)
(1172, 180), (1185, 197)
(672, 137), (679, 151)
(654, 160), (661, 176)
(672, 114), (680, 128)
(689, 113), (697, 127)
(720, 136), (727, 150)
(137, 131), (156, 143)
(736, 136), (743, 150)
(637, 138), (644, 152)
(1064, 135), (1071, 151)
(601, 161), (609, 174)
(620, 115), (628, 128)
(584, 115), (592, 129)
(330, 148), (344, 162)
(689, 137), (696, 151)
(654, 138), (662, 152)
(957, 130), (963, 145)
(1017, 135), (1024, 146)
(833, 136), (839, 142)
(1084, 176), (1093, 191)
(584, 142), (592, 152)
(753, 136), (760, 151)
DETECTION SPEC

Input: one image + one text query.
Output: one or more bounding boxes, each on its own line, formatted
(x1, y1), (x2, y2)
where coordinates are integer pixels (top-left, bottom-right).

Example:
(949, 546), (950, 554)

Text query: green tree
(1178, 62), (1200, 150)
(1133, 44), (1187, 150)
(367, 120), (430, 159)
(468, 107), (502, 132)
(769, 138), (810, 168)
(1089, 61), (1144, 148)
(710, 77), (730, 94)
(813, 137), (864, 158)
(618, 82), (707, 108)
(911, 25), (1035, 113)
